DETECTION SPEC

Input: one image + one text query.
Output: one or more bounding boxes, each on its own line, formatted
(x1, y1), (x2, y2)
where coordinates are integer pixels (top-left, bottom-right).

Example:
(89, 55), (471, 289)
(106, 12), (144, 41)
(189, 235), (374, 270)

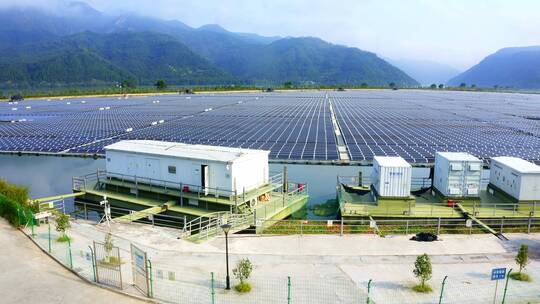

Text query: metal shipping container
(489, 157), (540, 201)
(372, 156), (412, 197)
(105, 140), (270, 195)
(433, 152), (482, 197)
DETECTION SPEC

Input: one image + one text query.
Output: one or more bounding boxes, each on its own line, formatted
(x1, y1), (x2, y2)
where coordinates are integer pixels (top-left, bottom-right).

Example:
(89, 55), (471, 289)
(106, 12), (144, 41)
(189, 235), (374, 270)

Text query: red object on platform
(298, 183), (303, 192)
(183, 186), (190, 193)
(447, 199), (455, 207)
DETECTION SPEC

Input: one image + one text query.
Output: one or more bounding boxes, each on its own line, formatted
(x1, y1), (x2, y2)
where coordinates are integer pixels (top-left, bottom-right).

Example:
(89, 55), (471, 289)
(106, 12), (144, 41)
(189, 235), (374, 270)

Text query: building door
(201, 165), (209, 195)
(126, 156), (138, 176)
(144, 158), (161, 180)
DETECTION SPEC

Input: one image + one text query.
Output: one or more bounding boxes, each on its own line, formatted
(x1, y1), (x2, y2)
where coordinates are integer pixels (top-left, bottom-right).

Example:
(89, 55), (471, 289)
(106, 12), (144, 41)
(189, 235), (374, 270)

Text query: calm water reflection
(0, 155), (432, 218)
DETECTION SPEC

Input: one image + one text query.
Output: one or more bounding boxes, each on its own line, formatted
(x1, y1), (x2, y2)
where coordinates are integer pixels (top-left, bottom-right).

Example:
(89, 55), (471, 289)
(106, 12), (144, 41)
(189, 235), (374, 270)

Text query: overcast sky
(5, 0), (540, 71)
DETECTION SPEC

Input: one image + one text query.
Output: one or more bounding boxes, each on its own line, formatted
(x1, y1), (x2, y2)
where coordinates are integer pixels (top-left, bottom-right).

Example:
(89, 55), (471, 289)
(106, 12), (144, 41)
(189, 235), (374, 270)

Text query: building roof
(373, 156), (411, 167)
(105, 140), (269, 163)
(436, 152), (481, 162)
(491, 156), (540, 174)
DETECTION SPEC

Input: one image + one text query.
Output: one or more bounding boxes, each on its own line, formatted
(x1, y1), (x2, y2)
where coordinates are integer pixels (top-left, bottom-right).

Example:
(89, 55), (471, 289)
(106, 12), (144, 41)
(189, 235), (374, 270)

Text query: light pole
(221, 223), (231, 290)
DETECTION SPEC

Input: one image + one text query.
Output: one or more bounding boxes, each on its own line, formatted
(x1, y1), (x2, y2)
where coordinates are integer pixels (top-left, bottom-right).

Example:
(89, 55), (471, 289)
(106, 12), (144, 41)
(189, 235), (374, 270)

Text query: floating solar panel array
(1, 91), (540, 163)
(332, 91), (540, 163)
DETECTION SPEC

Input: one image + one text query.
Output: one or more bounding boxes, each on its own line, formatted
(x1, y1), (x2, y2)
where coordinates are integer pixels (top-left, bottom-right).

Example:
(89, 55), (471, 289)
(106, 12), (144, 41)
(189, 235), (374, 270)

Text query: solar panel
(1, 91), (540, 164)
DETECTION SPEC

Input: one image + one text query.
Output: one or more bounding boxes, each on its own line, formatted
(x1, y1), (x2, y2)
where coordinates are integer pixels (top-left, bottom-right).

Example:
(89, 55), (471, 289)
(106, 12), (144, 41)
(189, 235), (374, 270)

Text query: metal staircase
(181, 211), (254, 242)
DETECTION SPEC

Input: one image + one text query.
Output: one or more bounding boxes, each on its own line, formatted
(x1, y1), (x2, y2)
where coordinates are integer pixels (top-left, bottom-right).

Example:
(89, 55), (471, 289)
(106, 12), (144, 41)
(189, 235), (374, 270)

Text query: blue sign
(491, 268), (506, 280)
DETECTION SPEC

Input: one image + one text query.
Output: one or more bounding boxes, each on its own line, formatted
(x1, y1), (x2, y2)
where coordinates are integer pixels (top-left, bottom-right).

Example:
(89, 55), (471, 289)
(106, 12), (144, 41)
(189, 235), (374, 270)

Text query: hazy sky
(6, 0), (540, 70)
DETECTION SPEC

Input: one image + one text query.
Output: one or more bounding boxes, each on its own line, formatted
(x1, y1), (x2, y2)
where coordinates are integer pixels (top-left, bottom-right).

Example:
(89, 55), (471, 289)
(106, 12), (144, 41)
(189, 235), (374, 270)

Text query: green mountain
(213, 37), (417, 86)
(448, 46), (540, 89)
(0, 3), (419, 88)
(0, 32), (234, 86)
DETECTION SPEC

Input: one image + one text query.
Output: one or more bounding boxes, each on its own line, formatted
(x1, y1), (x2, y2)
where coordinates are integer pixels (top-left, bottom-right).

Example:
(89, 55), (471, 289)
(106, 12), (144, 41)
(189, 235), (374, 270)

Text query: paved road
(0, 219), (142, 304)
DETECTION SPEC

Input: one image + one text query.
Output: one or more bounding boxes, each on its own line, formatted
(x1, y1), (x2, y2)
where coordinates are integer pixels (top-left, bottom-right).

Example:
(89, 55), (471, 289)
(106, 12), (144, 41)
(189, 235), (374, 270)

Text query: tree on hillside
(283, 81), (293, 89)
(388, 82), (396, 88)
(121, 80), (136, 90)
(430, 84), (437, 89)
(459, 83), (467, 88)
(360, 83), (368, 88)
(155, 79), (167, 90)
(471, 84), (476, 89)
(438, 84), (444, 89)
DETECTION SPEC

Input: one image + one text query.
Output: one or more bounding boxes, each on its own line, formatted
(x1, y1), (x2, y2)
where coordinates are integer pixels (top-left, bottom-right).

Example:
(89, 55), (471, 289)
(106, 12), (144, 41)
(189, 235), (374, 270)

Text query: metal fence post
(16, 207), (21, 227)
(287, 276), (291, 304)
(501, 269), (512, 304)
(500, 217), (504, 234)
(406, 220), (409, 235)
(366, 279), (372, 304)
(340, 218), (343, 236)
(211, 272), (215, 304)
(527, 216), (532, 234)
(30, 211), (35, 238)
(438, 275), (447, 304)
(300, 220), (303, 236)
(84, 203), (88, 220)
(437, 218), (441, 235)
(88, 245), (96, 282)
(67, 237), (73, 268)
(48, 221), (51, 253)
(147, 258), (153, 298)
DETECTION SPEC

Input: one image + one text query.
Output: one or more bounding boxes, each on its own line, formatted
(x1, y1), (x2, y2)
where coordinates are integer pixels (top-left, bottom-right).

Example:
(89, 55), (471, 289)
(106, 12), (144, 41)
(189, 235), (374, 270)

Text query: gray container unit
(433, 152), (482, 197)
(372, 156), (412, 197)
(489, 156), (540, 201)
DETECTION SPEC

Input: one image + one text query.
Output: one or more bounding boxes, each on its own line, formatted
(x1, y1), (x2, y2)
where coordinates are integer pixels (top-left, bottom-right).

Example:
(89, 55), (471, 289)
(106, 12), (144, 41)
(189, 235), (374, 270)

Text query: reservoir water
(0, 154), (432, 218)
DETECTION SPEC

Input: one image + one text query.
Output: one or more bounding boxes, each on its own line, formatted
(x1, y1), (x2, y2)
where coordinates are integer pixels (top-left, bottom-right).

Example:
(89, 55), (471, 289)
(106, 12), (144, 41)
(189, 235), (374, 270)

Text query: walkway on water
(0, 219), (142, 304)
(327, 94), (350, 161)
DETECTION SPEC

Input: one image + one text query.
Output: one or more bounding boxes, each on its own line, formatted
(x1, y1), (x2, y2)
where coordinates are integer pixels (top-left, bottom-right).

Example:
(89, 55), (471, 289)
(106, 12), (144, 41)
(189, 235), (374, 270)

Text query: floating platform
(72, 170), (309, 240)
(339, 181), (540, 220)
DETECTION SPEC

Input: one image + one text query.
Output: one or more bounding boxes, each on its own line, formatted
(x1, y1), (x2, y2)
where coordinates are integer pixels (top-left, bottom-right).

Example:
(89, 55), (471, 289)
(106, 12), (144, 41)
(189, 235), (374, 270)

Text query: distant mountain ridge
(0, 2), (419, 87)
(448, 46), (540, 89)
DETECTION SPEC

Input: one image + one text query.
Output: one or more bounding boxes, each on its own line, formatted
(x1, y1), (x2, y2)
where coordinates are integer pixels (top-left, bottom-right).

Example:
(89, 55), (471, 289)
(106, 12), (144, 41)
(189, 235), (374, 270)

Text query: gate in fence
(93, 240), (123, 289)
(131, 244), (151, 297)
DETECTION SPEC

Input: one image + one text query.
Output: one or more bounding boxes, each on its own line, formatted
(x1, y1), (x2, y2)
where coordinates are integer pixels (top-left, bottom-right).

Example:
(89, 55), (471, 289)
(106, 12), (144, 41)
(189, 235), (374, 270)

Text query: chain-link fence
(19, 217), (540, 304)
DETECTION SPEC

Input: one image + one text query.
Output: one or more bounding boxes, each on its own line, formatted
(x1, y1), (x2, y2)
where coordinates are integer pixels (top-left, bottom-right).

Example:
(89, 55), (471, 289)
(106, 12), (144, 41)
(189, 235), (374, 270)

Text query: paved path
(0, 219), (142, 304)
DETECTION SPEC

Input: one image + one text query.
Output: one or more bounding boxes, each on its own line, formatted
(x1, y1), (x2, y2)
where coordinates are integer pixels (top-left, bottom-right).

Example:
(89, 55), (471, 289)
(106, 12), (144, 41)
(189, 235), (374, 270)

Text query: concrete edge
(17, 227), (163, 304)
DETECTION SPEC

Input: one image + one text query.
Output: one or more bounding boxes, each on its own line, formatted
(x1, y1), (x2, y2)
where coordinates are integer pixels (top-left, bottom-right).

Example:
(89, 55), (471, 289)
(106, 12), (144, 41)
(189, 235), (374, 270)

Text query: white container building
(489, 157), (540, 201)
(433, 152), (482, 197)
(372, 156), (412, 197)
(104, 140), (270, 195)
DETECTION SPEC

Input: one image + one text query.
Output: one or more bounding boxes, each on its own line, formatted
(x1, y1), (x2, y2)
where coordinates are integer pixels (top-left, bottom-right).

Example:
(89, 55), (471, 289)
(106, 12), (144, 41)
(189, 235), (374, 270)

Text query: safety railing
(253, 217), (540, 235)
(71, 201), (187, 230)
(73, 170), (284, 203)
(180, 211), (254, 241)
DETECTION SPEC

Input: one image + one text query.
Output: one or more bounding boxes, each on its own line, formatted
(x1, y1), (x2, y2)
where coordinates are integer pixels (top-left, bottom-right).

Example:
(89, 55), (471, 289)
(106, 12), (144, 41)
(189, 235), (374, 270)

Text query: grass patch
(311, 199), (338, 217)
(509, 272), (532, 282)
(412, 284), (432, 293)
(56, 234), (71, 242)
(99, 256), (122, 266)
(235, 282), (252, 293)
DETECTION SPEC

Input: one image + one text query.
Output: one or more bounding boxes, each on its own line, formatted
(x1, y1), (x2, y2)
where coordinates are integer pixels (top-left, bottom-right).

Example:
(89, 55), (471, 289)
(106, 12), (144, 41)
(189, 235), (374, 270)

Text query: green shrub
(54, 211), (70, 233)
(233, 258), (253, 293)
(509, 272), (532, 282)
(412, 284), (432, 293)
(0, 193), (34, 227)
(234, 282), (252, 293)
(516, 244), (530, 274)
(0, 179), (29, 206)
(413, 253), (433, 293)
(56, 234), (71, 242)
